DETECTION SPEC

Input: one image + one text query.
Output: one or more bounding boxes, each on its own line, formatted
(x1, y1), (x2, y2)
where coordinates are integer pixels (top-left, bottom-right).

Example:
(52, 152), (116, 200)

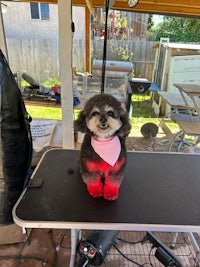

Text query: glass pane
(40, 3), (50, 20)
(30, 2), (39, 19)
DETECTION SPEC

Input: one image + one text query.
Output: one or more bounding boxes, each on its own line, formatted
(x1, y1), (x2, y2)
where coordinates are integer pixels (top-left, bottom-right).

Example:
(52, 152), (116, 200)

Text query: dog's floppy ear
(118, 108), (131, 138)
(74, 110), (88, 133)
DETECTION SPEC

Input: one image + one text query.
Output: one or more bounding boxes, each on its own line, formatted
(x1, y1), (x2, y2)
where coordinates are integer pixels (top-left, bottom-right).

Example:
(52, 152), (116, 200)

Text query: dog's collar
(92, 136), (114, 141)
(91, 136), (121, 166)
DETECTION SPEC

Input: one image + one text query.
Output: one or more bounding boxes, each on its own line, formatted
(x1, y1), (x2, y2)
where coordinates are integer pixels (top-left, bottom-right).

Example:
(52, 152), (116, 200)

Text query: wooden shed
(152, 39), (200, 115)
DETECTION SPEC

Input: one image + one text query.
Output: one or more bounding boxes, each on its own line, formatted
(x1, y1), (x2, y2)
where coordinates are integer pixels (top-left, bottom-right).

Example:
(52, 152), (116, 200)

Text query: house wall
(2, 2), (85, 40)
(1, 3), (154, 82)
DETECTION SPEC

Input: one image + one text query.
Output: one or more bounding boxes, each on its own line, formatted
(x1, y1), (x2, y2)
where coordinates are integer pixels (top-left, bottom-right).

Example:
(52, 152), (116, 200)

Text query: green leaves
(148, 16), (200, 42)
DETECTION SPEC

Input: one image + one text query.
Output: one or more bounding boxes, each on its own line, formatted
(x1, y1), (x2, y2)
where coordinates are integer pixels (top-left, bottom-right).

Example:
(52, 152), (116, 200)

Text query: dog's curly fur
(74, 93), (131, 200)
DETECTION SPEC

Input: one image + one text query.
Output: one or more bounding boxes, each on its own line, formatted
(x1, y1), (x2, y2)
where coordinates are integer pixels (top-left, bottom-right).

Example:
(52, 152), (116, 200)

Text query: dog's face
(75, 94), (131, 138)
(86, 104), (122, 138)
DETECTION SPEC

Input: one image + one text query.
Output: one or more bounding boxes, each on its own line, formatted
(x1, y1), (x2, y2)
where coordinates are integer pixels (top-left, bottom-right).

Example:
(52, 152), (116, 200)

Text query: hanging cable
(101, 0), (110, 94)
(113, 243), (152, 266)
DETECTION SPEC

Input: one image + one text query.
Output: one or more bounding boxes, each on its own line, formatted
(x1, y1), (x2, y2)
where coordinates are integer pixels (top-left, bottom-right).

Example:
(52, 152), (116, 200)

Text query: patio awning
(38, 0), (200, 17)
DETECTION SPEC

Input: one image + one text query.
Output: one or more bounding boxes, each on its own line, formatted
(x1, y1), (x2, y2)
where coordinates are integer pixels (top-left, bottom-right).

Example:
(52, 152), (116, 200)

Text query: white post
(0, 3), (8, 60)
(58, 0), (74, 149)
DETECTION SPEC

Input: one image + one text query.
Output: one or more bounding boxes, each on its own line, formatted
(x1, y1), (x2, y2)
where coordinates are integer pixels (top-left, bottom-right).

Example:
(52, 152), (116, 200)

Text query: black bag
(0, 50), (33, 225)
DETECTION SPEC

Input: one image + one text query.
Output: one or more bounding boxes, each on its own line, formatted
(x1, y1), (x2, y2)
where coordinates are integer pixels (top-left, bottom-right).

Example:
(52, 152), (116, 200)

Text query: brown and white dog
(74, 93), (131, 201)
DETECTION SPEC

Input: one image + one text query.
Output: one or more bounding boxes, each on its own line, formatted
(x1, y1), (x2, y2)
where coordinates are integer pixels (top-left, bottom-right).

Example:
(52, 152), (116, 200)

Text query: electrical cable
(0, 255), (54, 266)
(113, 243), (152, 267)
(59, 232), (71, 249)
(2, 229), (71, 267)
(117, 234), (148, 245)
(49, 229), (59, 267)
(148, 246), (156, 267)
(113, 235), (156, 267)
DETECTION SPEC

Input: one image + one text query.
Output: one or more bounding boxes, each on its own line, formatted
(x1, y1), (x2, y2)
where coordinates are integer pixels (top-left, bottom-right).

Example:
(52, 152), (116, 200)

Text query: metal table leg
(188, 232), (200, 266)
(69, 229), (81, 267)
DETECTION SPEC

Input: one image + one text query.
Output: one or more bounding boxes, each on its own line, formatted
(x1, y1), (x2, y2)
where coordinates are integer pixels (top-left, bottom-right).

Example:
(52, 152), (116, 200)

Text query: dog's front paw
(103, 185), (119, 201)
(87, 183), (103, 198)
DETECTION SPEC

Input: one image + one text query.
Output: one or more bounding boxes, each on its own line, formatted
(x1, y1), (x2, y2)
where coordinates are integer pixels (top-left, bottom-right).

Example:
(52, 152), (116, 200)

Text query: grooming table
(13, 149), (200, 266)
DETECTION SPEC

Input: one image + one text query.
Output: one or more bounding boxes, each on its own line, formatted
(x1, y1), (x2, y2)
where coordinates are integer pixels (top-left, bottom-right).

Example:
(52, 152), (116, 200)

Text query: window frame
(30, 2), (50, 21)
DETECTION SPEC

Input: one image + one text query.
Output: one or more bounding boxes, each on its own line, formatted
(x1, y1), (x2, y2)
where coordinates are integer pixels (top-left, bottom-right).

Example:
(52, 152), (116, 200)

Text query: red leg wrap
(82, 176), (103, 198)
(103, 182), (120, 201)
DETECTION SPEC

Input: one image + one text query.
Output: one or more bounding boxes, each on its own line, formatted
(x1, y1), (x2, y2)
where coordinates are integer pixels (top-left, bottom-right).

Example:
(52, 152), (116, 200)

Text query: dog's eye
(107, 111), (115, 117)
(91, 111), (99, 117)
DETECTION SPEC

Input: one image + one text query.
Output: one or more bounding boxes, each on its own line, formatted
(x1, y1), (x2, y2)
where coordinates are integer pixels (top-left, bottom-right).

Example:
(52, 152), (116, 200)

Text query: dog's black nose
(100, 116), (107, 124)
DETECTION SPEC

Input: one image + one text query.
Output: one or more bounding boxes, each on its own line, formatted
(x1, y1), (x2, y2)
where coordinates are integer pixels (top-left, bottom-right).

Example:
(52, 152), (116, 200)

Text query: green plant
(43, 77), (61, 88)
(117, 45), (134, 61)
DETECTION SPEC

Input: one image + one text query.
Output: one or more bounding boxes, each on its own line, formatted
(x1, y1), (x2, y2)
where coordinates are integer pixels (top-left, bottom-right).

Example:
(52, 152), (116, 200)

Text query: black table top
(13, 149), (200, 232)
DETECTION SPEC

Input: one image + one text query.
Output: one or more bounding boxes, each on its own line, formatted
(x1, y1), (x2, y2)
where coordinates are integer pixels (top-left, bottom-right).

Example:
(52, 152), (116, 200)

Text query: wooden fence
(6, 39), (157, 83)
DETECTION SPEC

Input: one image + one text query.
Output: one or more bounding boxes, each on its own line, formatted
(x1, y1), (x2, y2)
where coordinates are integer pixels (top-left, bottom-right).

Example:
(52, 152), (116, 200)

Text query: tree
(147, 14), (154, 31)
(148, 16), (200, 42)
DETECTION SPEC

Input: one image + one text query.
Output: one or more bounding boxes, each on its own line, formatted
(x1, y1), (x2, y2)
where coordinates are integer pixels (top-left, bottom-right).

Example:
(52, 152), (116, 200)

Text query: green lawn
(26, 94), (180, 137)
(26, 105), (62, 120)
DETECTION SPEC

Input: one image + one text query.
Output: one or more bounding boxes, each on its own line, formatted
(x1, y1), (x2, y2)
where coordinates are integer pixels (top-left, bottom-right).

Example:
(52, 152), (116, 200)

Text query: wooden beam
(20, 0), (200, 17)
(113, 0), (200, 17)
(85, 0), (93, 12)
(109, 0), (116, 9)
(73, 0), (104, 8)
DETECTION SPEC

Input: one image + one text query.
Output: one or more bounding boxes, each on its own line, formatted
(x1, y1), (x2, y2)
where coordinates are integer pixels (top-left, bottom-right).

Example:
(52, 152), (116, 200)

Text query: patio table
(174, 84), (200, 120)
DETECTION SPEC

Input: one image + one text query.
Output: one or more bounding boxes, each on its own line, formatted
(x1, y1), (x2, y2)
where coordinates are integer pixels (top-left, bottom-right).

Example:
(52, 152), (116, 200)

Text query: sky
(153, 14), (164, 25)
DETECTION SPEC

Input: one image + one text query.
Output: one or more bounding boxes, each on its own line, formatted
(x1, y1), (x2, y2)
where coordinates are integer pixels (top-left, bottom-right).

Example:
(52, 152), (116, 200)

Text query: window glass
(30, 3), (50, 20)
(30, 2), (39, 19)
(40, 3), (50, 20)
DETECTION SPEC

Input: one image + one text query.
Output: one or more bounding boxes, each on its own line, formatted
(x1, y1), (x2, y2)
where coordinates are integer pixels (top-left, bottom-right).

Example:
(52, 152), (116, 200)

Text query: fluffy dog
(74, 93), (131, 201)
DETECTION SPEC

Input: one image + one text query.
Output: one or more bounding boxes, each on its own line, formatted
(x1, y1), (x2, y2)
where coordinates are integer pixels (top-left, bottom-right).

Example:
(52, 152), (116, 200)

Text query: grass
(26, 106), (62, 120)
(130, 94), (179, 136)
(26, 105), (80, 120)
(25, 94), (180, 137)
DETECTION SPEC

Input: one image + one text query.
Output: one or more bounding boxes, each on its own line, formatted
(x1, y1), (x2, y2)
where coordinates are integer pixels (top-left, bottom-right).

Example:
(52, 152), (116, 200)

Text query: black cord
(117, 234), (148, 245)
(0, 255), (54, 266)
(49, 230), (59, 267)
(101, 0), (110, 94)
(113, 235), (155, 267)
(148, 246), (156, 267)
(60, 231), (71, 249)
(113, 243), (151, 267)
